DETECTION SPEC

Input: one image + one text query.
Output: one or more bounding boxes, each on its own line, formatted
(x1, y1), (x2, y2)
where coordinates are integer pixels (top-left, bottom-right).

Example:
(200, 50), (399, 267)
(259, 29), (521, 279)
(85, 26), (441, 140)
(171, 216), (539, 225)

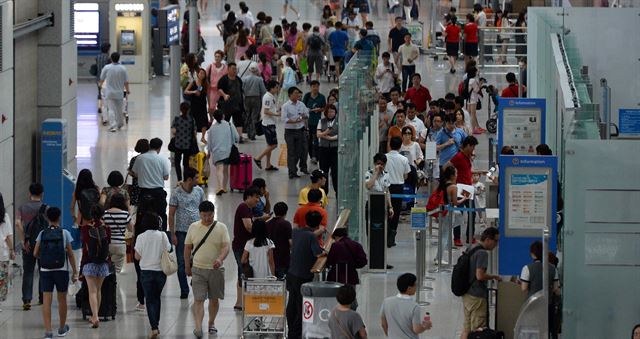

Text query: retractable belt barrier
(389, 193), (431, 199)
(444, 206), (487, 213)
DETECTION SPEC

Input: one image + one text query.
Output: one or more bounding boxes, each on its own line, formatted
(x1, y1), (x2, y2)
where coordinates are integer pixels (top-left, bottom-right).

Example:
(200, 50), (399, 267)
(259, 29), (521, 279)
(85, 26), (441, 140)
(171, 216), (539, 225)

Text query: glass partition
(337, 51), (377, 241)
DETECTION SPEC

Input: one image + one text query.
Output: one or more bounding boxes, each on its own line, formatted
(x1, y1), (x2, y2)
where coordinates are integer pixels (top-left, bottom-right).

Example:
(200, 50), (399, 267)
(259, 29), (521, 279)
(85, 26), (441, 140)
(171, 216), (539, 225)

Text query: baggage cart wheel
(486, 119), (497, 134)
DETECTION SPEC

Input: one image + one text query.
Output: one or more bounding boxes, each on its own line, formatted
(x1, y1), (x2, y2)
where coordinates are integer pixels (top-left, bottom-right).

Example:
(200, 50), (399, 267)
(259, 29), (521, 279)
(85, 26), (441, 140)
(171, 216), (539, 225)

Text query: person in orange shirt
(293, 189), (328, 246)
(387, 109), (416, 151)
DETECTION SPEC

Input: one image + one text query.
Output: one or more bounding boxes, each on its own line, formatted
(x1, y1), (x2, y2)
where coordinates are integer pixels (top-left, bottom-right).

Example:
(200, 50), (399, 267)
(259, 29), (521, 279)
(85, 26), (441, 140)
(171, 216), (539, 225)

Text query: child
(327, 285), (368, 339)
(472, 173), (486, 225)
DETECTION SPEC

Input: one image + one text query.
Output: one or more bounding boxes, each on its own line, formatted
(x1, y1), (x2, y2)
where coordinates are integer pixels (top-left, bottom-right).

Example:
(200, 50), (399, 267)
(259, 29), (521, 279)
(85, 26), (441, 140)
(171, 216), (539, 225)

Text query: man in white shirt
(282, 87), (310, 179)
(237, 2), (255, 30)
(344, 10), (363, 46)
(385, 136), (410, 247)
(405, 103), (426, 138)
(387, 87), (402, 114)
(99, 52), (130, 132)
(376, 52), (400, 96)
(131, 137), (171, 230)
(376, 97), (394, 154)
(255, 81), (281, 171)
(396, 33), (419, 92)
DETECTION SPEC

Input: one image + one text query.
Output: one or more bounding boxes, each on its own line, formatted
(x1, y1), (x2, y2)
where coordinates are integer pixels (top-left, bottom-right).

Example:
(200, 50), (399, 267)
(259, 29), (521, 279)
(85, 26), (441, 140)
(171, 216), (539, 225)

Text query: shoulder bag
(161, 236), (178, 276)
(190, 221), (218, 266)
(228, 123), (241, 165)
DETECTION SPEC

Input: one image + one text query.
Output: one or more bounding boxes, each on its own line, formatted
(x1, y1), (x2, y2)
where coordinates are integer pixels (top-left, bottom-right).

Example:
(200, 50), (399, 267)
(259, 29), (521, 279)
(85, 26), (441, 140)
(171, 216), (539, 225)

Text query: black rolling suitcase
(76, 273), (117, 320)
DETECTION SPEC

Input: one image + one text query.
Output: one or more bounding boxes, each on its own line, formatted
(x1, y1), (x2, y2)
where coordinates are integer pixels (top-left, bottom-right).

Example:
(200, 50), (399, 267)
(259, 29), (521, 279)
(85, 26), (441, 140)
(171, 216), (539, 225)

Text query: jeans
(22, 252), (42, 303)
(318, 146), (338, 195)
(284, 128), (308, 177)
(286, 274), (313, 339)
(140, 270), (167, 330)
(401, 64), (416, 92)
(134, 258), (145, 305)
(174, 149), (191, 181)
(175, 231), (189, 295)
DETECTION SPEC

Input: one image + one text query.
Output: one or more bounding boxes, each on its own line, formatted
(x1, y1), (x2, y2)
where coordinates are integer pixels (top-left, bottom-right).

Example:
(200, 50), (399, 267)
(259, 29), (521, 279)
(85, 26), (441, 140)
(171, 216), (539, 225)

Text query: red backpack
(426, 189), (448, 218)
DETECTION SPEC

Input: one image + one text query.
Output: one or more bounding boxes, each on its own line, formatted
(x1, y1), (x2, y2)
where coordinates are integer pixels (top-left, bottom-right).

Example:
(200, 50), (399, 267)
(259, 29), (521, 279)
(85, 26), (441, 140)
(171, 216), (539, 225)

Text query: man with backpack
(16, 182), (46, 310)
(33, 207), (78, 339)
(305, 26), (326, 82)
(451, 227), (501, 339)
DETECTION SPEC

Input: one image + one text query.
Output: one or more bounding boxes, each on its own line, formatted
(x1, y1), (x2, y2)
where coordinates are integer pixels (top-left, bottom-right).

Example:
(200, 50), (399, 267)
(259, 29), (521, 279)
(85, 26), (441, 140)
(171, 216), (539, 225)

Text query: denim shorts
(41, 270), (69, 293)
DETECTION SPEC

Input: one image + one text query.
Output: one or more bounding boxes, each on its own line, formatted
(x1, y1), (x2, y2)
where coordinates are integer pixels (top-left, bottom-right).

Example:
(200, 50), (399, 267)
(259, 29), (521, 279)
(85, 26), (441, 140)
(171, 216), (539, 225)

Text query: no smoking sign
(302, 297), (314, 323)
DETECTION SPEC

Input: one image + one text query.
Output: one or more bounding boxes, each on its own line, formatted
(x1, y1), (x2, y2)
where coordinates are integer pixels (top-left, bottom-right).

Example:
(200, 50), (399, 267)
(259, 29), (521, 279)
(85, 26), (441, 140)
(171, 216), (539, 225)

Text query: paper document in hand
(456, 184), (475, 199)
(425, 142), (437, 160)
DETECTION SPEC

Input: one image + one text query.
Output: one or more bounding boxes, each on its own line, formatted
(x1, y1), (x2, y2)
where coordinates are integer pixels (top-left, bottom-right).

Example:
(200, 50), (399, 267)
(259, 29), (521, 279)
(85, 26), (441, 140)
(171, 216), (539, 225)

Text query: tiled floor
(2, 0), (509, 338)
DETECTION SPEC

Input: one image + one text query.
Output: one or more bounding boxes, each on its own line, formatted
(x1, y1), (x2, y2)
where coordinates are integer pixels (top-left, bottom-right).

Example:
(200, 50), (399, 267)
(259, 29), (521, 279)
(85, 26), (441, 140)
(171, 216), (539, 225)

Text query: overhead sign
(498, 98), (546, 155)
(498, 155), (557, 275)
(618, 109), (640, 137)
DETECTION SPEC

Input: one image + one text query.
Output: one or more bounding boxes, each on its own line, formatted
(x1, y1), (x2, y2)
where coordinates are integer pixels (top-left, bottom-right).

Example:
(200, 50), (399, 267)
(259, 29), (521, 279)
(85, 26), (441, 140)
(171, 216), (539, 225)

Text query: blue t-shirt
(329, 30), (350, 58)
(36, 227), (74, 271)
(354, 38), (374, 52)
(435, 127), (467, 166)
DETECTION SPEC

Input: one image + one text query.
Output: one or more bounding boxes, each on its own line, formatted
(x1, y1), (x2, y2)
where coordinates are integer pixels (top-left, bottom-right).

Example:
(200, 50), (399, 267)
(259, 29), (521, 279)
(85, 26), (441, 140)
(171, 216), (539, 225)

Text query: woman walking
(71, 169), (101, 227)
(466, 66), (484, 134)
(135, 212), (171, 338)
(515, 12), (527, 62)
(185, 68), (210, 143)
(207, 50), (228, 112)
(241, 220), (275, 278)
(128, 139), (150, 221)
(0, 192), (14, 311)
(317, 104), (339, 196)
(207, 110), (239, 195)
(171, 102), (198, 181)
(103, 193), (132, 274)
(99, 170), (130, 210)
(81, 206), (111, 328)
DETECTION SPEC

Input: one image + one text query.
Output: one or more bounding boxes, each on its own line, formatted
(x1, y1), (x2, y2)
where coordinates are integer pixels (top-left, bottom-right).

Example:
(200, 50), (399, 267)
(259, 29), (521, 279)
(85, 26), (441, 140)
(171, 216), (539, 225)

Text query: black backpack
(24, 204), (48, 253)
(86, 226), (110, 264)
(39, 227), (66, 269)
(451, 245), (483, 297)
(79, 188), (100, 220)
(308, 35), (323, 50)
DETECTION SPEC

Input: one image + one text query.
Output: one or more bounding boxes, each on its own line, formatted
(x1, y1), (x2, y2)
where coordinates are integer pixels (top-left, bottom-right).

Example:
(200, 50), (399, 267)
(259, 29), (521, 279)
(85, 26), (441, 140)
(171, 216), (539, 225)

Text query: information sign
(498, 98), (546, 155)
(618, 109), (640, 137)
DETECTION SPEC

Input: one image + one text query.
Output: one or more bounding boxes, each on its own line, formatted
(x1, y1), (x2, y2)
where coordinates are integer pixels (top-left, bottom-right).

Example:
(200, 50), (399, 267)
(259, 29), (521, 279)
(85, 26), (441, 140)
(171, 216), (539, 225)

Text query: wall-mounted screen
(74, 3), (100, 49)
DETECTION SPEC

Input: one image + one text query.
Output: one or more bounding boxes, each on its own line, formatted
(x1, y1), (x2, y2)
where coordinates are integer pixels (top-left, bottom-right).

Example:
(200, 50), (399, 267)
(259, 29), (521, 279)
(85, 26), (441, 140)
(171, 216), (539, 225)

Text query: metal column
(188, 0), (198, 54)
(169, 44), (181, 119)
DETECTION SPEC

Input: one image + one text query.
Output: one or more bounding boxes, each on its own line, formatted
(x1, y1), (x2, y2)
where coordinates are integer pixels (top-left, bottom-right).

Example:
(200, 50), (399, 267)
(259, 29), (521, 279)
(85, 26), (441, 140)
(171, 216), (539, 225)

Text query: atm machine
(119, 29), (136, 55)
(41, 119), (81, 249)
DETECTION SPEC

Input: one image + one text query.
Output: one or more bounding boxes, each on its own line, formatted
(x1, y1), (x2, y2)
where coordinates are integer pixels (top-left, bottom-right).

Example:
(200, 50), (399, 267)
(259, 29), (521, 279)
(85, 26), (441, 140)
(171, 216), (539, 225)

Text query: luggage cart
(241, 277), (287, 339)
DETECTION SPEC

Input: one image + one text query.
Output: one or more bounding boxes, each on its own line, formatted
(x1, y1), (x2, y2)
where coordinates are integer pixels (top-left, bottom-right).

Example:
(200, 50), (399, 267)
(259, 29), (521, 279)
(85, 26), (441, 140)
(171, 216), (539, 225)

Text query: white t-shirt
(385, 150), (411, 185)
(261, 92), (278, 126)
(135, 230), (171, 271)
(399, 142), (424, 166)
(469, 78), (481, 103)
(406, 116), (426, 137)
(0, 214), (13, 261)
(244, 238), (275, 278)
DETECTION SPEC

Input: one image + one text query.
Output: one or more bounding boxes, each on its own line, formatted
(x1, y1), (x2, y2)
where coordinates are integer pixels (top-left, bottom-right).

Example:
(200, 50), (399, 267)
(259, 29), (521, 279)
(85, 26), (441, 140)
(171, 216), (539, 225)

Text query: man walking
(282, 87), (310, 179)
(302, 81), (326, 165)
(286, 211), (325, 339)
(16, 182), (46, 310)
(184, 201), (230, 338)
(217, 62), (245, 140)
(168, 167), (205, 299)
(397, 33), (419, 92)
(95, 43), (111, 125)
(99, 52), (130, 132)
(34, 207), (78, 339)
(232, 187), (262, 310)
(380, 273), (433, 338)
(460, 228), (501, 339)
(241, 64), (267, 140)
(305, 26), (326, 82)
(254, 81), (281, 171)
(131, 138), (171, 230)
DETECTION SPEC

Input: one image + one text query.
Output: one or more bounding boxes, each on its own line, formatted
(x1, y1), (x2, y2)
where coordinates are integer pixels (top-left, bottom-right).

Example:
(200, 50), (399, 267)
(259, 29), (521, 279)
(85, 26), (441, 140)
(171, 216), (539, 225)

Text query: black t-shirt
(266, 217), (293, 269)
(388, 27), (409, 52)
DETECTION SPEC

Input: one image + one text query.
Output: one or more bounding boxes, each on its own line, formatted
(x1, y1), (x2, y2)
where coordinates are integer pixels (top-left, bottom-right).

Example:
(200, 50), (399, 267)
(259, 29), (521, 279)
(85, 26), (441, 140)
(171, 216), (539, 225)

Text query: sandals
(254, 159), (262, 169)
(90, 319), (100, 328)
(208, 325), (218, 334)
(233, 306), (243, 311)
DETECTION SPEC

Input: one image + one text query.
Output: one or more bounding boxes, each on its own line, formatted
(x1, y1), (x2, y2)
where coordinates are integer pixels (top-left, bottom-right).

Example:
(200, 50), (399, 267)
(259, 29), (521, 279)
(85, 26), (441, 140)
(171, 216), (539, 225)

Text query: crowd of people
(0, 1), (553, 339)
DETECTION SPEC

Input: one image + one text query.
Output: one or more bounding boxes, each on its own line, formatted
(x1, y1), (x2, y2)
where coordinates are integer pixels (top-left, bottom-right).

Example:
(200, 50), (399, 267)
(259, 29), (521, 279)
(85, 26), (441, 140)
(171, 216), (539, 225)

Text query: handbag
(168, 137), (177, 152)
(228, 122), (241, 164)
(190, 221), (217, 266)
(161, 243), (178, 276)
(255, 120), (264, 136)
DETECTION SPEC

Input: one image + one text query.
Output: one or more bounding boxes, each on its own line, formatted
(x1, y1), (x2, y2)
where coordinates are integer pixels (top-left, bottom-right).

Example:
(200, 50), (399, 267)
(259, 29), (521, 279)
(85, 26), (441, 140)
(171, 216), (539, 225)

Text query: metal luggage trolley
(241, 277), (287, 339)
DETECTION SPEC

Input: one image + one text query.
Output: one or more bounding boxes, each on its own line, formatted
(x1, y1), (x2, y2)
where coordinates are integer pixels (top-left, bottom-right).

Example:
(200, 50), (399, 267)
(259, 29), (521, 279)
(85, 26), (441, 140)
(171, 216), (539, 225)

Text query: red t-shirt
(450, 151), (472, 185)
(501, 84), (524, 98)
(464, 23), (479, 43)
(405, 85), (432, 113)
(293, 203), (328, 247)
(445, 24), (461, 43)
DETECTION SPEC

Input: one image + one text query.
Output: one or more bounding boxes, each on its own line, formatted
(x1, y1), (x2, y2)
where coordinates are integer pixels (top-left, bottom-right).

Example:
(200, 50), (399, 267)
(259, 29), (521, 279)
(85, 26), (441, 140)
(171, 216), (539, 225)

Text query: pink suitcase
(230, 153), (253, 191)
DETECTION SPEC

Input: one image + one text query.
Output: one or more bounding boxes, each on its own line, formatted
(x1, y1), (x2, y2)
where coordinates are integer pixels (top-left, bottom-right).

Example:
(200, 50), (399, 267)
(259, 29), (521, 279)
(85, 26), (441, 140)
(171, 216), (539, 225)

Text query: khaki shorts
(192, 267), (225, 301)
(463, 294), (487, 331)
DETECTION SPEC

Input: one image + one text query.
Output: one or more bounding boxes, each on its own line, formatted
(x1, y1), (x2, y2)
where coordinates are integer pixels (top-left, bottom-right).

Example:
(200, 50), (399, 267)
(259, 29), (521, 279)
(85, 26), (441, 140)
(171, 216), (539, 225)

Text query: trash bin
(301, 281), (343, 339)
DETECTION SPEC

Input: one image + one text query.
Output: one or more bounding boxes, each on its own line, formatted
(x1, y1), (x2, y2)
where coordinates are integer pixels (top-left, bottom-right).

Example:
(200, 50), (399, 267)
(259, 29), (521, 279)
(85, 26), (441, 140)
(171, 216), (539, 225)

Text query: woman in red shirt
(443, 15), (461, 74)
(463, 14), (479, 63)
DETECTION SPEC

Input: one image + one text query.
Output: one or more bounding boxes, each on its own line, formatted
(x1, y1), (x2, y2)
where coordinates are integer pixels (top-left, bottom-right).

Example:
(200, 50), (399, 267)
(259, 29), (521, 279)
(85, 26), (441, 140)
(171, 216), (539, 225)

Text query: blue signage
(618, 109), (640, 136)
(158, 5), (180, 46)
(497, 155), (557, 275)
(498, 98), (546, 155)
(410, 207), (427, 230)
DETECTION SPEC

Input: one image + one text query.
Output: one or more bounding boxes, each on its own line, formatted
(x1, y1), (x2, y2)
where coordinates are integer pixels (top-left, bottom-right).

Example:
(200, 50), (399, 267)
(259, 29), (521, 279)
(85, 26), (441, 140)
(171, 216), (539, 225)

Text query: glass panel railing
(337, 51), (377, 241)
